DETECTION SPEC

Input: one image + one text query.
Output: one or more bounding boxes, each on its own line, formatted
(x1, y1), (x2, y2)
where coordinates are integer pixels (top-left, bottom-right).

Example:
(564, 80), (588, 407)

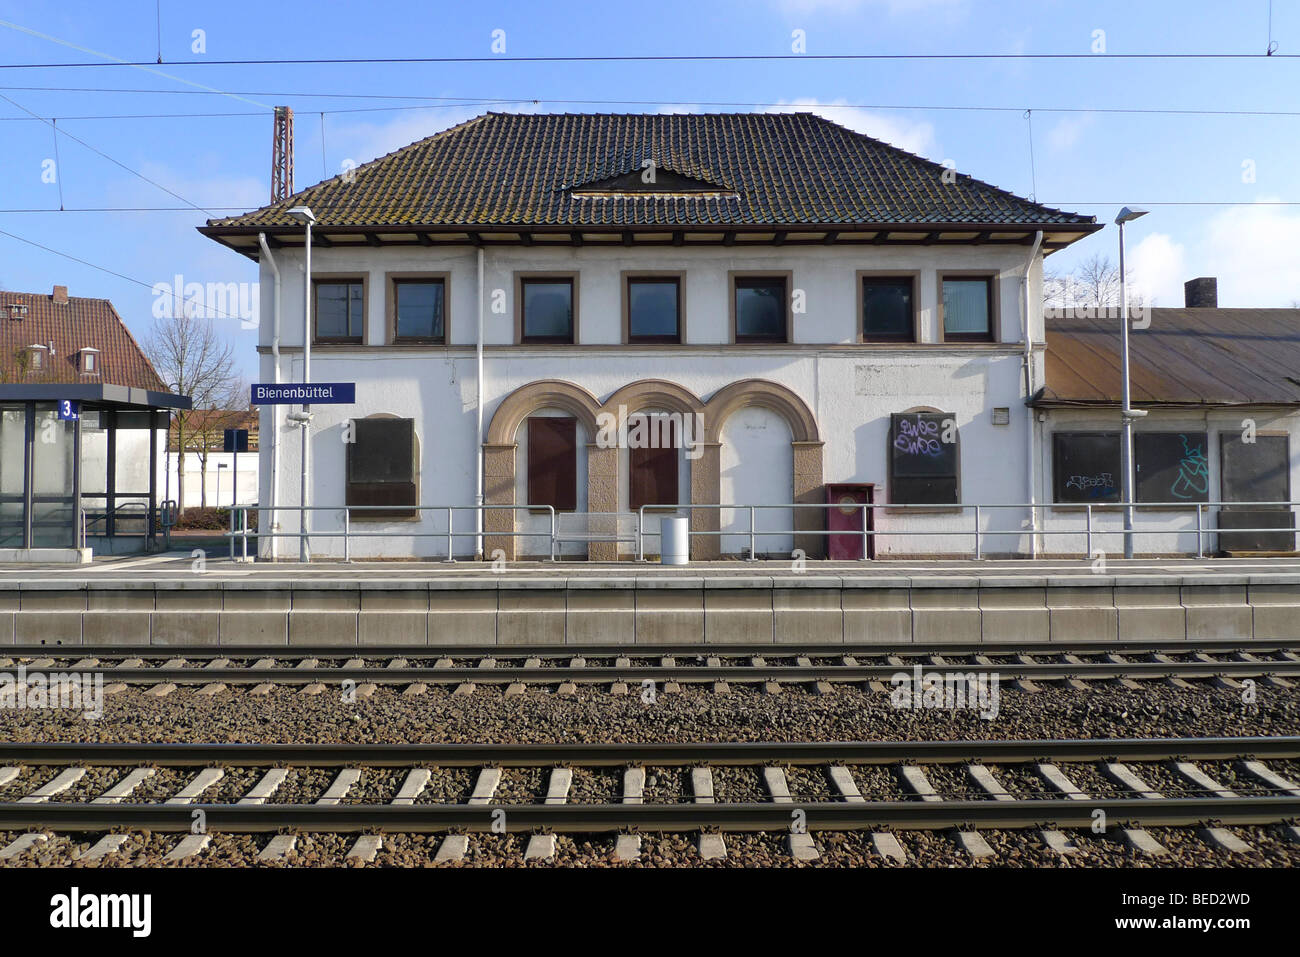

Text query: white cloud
(1128, 201), (1300, 308)
(1128, 232), (1187, 306)
(1046, 113), (1095, 152)
(1198, 202), (1300, 307)
(765, 98), (938, 158)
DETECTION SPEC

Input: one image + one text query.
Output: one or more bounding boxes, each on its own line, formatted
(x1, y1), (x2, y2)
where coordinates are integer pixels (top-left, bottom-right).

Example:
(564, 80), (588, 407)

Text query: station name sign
(251, 382), (355, 405)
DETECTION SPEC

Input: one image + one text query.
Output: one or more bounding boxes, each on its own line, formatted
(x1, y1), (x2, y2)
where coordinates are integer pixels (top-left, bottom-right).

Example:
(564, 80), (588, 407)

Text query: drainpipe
(1021, 230), (1044, 557)
(258, 232), (281, 560)
(475, 246), (485, 560)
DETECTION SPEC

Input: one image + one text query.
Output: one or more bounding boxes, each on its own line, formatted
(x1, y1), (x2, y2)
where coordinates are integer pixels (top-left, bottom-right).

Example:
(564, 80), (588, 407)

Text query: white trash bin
(660, 516), (689, 565)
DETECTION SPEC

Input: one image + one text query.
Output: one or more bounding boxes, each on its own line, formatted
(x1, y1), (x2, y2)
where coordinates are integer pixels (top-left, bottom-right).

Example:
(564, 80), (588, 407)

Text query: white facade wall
(255, 241), (1046, 559)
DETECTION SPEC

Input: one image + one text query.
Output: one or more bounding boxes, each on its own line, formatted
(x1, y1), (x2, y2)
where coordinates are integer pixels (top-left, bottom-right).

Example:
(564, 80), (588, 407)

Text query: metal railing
(218, 499), (1300, 563)
(226, 504), (556, 563)
(635, 499), (1300, 561)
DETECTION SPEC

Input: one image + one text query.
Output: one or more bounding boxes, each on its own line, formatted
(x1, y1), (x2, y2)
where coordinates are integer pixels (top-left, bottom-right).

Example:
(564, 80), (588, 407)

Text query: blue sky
(1, 0), (1298, 383)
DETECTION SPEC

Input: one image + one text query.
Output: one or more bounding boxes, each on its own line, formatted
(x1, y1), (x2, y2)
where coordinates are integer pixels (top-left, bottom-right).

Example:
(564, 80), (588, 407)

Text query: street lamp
(216, 462), (228, 512)
(286, 205), (315, 563)
(1115, 206), (1149, 559)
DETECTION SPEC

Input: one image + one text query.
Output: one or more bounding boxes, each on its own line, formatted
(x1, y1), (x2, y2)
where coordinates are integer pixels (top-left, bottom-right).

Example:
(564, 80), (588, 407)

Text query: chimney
(51, 285), (69, 304)
(1184, 277), (1217, 308)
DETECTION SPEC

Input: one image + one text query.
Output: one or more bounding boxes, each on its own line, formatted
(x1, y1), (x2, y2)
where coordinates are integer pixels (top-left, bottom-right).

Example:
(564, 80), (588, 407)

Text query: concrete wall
(255, 241), (1046, 559)
(5, 573), (1298, 646)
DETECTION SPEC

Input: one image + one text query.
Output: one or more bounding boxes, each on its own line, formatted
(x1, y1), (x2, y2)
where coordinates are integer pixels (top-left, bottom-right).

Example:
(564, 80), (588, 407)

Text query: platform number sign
(57, 400), (79, 421)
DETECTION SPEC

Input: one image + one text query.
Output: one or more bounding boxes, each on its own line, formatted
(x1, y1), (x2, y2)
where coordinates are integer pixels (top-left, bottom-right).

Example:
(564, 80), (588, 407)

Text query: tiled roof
(0, 289), (166, 391)
(1040, 308), (1300, 406)
(206, 112), (1096, 231)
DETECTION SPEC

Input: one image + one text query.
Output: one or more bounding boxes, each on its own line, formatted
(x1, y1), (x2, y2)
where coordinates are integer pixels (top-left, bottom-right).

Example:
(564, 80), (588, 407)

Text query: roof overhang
(200, 221), (1101, 260)
(0, 383), (192, 410)
(1029, 397), (1300, 412)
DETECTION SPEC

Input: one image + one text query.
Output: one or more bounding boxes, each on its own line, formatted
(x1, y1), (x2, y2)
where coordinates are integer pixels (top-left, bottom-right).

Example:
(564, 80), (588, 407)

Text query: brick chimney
(1184, 277), (1217, 308)
(51, 285), (69, 304)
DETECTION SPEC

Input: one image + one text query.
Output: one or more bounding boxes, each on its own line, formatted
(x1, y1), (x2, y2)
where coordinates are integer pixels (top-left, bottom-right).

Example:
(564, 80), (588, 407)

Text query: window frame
(622, 272), (684, 344)
(729, 271), (792, 344)
(857, 271), (920, 343)
(526, 416), (578, 512)
(516, 273), (579, 345)
(887, 408), (961, 507)
(937, 272), (998, 343)
(345, 415), (419, 520)
(386, 272), (449, 345)
(628, 415), (680, 511)
(312, 274), (368, 344)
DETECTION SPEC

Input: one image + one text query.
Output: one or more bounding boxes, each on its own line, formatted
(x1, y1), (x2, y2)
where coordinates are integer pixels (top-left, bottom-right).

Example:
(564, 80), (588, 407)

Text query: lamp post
(1115, 206), (1148, 559)
(286, 205), (315, 563)
(216, 462), (228, 512)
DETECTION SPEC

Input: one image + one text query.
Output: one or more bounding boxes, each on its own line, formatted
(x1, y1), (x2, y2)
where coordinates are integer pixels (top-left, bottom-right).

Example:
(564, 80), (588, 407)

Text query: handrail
(225, 503), (556, 564)
(211, 499), (1300, 563)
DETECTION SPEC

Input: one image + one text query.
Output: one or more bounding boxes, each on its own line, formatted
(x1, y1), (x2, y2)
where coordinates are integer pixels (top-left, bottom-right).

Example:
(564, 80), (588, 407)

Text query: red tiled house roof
(0, 287), (165, 391)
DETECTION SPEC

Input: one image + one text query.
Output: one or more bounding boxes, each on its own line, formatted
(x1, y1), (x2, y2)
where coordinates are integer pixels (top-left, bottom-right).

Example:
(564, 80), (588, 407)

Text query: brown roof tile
(204, 112), (1096, 232)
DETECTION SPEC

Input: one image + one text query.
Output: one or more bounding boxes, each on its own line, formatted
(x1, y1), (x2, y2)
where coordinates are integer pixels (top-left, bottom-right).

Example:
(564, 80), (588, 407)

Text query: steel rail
(9, 638), (1300, 658)
(2, 795), (1297, 833)
(1, 737), (1296, 767)
(24, 661), (1300, 684)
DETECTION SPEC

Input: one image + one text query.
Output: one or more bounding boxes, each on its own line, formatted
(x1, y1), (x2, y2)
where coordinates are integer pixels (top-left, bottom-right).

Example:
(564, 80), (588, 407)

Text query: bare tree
(188, 405), (250, 508)
(143, 309), (240, 514)
(1045, 253), (1146, 311)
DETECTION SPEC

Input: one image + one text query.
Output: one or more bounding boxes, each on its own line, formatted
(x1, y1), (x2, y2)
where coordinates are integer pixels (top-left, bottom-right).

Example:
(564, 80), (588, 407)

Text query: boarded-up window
(527, 417), (577, 511)
(890, 411), (959, 505)
(630, 417), (678, 511)
(346, 418), (416, 517)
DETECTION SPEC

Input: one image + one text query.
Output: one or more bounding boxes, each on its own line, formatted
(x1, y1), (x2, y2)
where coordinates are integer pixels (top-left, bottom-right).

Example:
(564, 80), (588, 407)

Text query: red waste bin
(826, 483), (875, 560)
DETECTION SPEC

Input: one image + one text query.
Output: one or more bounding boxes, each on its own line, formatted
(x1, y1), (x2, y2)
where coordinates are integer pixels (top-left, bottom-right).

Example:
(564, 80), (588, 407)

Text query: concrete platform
(2, 554), (1300, 647)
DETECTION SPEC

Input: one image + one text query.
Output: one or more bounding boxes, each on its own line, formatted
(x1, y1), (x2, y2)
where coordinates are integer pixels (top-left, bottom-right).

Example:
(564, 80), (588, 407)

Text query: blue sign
(251, 382), (355, 405)
(57, 400), (79, 421)
(223, 428), (249, 453)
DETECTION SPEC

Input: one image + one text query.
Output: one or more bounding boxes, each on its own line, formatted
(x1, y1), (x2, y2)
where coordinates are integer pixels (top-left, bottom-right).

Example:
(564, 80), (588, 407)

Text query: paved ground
(3, 551), (1300, 585)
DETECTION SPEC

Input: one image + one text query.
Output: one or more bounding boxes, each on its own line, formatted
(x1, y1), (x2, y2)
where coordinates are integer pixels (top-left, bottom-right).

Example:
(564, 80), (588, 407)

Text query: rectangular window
(1220, 432), (1294, 550)
(941, 276), (994, 341)
(315, 280), (365, 342)
(630, 417), (678, 510)
(734, 276), (788, 342)
(861, 276), (915, 341)
(346, 417), (416, 517)
(1134, 432), (1210, 503)
(627, 278), (681, 343)
(393, 279), (445, 342)
(527, 417), (577, 511)
(1052, 432), (1121, 503)
(521, 278), (574, 343)
(889, 411), (960, 505)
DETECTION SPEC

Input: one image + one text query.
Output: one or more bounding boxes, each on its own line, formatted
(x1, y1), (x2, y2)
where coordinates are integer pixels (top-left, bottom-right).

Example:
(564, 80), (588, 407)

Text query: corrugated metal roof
(0, 290), (165, 392)
(203, 111), (1097, 231)
(1040, 307), (1300, 407)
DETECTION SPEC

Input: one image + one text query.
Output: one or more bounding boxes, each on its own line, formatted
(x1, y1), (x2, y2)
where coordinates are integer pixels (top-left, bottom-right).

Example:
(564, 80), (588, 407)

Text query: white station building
(201, 111), (1108, 561)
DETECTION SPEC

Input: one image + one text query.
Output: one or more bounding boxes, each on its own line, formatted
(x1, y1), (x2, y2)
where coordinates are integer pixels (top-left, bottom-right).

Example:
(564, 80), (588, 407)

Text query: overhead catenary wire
(1, 50), (1298, 67)
(0, 226), (247, 323)
(3, 94), (1300, 121)
(0, 91), (217, 214)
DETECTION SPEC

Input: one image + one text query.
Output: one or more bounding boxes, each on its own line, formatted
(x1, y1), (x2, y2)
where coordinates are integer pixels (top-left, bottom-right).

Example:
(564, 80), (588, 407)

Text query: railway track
(1, 737), (1298, 864)
(3, 639), (1298, 693)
